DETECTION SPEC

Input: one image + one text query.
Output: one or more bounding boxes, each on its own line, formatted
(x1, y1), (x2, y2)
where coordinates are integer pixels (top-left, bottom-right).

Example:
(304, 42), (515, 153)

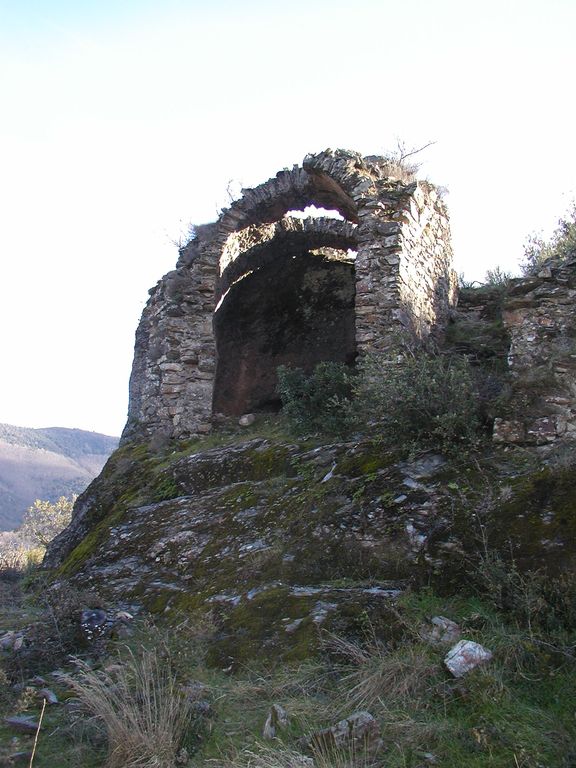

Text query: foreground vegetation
(1, 558), (575, 767)
(3, 234), (576, 765)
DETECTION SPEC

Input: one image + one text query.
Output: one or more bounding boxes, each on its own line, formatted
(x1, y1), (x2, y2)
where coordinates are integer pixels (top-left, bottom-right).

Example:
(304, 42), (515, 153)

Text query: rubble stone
(444, 639), (493, 677)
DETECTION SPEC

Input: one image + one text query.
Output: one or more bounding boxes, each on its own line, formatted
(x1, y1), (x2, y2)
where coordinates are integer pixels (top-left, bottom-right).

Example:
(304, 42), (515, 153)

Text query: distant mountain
(0, 424), (118, 531)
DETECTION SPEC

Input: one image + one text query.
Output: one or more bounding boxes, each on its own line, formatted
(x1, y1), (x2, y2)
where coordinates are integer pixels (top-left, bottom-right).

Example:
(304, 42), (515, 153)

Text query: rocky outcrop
(45, 430), (576, 665)
(42, 159), (576, 671)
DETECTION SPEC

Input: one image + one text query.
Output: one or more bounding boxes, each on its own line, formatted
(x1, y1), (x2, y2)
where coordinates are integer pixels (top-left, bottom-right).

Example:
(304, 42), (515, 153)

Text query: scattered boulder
(421, 616), (461, 646)
(0, 631), (24, 651)
(12, 635), (24, 652)
(4, 751), (33, 765)
(444, 640), (493, 678)
(180, 680), (212, 718)
(239, 414), (257, 427)
(114, 610), (134, 623)
(263, 703), (289, 739)
(4, 715), (39, 733)
(37, 687), (59, 705)
(303, 711), (381, 753)
(79, 608), (109, 643)
(28, 676), (47, 686)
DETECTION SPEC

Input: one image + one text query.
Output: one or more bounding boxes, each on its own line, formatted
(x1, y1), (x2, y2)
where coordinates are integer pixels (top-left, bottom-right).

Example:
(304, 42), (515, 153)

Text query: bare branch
(397, 140), (437, 164)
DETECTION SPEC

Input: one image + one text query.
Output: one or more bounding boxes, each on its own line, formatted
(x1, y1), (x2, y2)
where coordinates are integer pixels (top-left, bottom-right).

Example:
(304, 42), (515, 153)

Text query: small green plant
(474, 550), (576, 634)
(277, 362), (355, 437)
(484, 265), (513, 287)
(521, 200), (576, 275)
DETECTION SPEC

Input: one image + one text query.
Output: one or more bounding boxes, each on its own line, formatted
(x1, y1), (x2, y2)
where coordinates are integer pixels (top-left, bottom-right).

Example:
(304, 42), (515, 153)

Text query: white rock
(239, 413), (256, 427)
(444, 640), (492, 677)
(421, 616), (461, 646)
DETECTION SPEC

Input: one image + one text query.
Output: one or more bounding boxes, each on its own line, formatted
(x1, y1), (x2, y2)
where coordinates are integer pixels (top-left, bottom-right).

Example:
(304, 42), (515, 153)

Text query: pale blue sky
(0, 0), (575, 435)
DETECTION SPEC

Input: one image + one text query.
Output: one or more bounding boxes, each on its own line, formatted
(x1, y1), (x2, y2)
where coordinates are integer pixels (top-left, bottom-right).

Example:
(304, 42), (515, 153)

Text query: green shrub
(484, 265), (513, 287)
(278, 347), (482, 452)
(474, 550), (576, 633)
(356, 349), (481, 454)
(521, 200), (576, 275)
(277, 362), (355, 437)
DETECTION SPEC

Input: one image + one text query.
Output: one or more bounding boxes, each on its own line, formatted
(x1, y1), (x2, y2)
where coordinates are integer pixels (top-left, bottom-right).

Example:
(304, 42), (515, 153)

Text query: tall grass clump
(325, 632), (437, 712)
(59, 647), (193, 768)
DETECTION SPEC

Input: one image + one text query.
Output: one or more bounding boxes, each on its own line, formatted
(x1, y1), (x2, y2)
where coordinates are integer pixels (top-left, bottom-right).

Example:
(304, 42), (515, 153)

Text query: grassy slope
(0, 581), (574, 767)
(1, 414), (576, 766)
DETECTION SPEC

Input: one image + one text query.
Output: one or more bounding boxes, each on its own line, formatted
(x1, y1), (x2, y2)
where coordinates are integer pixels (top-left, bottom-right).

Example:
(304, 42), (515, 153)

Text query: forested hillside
(0, 424), (118, 530)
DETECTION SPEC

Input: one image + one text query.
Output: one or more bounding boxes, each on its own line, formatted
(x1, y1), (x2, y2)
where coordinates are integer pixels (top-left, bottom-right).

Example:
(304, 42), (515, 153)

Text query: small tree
(356, 348), (481, 454)
(0, 532), (29, 572)
(20, 495), (76, 548)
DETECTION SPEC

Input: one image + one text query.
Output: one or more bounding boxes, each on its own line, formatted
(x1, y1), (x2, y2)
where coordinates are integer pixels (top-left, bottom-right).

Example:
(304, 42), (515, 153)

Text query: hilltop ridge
(0, 423), (118, 530)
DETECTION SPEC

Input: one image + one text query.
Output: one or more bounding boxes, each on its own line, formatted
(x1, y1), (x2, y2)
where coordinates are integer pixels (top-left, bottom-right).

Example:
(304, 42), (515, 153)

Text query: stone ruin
(494, 256), (576, 446)
(121, 149), (457, 443)
(44, 151), (576, 586)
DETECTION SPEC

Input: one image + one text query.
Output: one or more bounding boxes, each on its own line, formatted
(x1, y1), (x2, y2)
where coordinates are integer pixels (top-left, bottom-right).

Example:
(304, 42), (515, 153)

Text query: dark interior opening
(212, 249), (356, 416)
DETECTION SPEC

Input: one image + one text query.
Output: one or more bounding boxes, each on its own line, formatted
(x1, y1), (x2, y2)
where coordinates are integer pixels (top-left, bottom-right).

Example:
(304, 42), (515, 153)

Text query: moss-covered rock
(44, 426), (576, 666)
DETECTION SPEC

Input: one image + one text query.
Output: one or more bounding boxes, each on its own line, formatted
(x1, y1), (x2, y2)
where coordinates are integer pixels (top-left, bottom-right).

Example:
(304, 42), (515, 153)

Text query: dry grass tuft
(326, 633), (437, 711)
(228, 741), (376, 768)
(58, 647), (193, 768)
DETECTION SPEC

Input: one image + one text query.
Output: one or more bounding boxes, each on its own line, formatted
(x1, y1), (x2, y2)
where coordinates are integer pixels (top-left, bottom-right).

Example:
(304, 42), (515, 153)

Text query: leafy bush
(277, 362), (355, 436)
(278, 348), (482, 452)
(484, 265), (512, 287)
(356, 349), (481, 454)
(521, 200), (576, 275)
(20, 495), (75, 548)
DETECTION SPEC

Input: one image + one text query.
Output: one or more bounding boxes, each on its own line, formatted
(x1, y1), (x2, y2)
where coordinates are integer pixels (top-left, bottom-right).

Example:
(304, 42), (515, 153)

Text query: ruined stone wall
(493, 256), (576, 446)
(121, 149), (456, 444)
(354, 180), (456, 348)
(122, 230), (218, 442)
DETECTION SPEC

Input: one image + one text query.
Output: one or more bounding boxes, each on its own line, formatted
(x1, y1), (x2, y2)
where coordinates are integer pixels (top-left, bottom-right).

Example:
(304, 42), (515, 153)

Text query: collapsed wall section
(494, 256), (576, 446)
(121, 149), (456, 444)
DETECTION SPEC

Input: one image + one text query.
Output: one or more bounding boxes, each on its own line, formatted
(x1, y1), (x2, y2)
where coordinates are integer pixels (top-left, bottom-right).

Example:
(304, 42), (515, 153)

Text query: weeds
(324, 630), (437, 712)
(58, 647), (194, 768)
(277, 362), (355, 437)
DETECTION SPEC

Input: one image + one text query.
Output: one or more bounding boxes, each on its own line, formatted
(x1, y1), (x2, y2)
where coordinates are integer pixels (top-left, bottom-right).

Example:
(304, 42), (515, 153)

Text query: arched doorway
(213, 242), (356, 415)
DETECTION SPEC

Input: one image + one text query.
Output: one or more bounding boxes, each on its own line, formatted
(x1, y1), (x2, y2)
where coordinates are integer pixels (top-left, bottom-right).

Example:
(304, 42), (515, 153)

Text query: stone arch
(207, 151), (376, 419)
(216, 218), (357, 304)
(212, 217), (358, 416)
(121, 149), (457, 444)
(214, 149), (374, 241)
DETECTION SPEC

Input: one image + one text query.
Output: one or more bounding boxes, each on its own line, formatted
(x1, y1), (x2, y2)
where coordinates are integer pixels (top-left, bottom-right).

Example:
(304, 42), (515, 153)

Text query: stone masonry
(121, 149), (457, 444)
(494, 256), (576, 446)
